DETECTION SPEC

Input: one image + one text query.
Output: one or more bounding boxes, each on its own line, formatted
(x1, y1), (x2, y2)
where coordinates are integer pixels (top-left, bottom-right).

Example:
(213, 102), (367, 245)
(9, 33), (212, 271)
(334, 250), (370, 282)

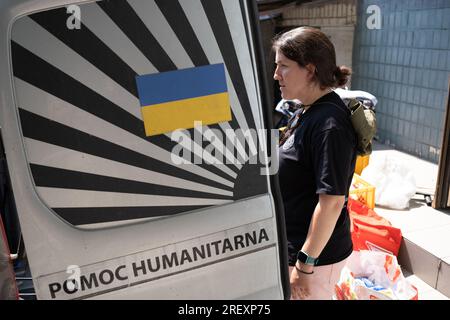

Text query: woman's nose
(273, 67), (280, 81)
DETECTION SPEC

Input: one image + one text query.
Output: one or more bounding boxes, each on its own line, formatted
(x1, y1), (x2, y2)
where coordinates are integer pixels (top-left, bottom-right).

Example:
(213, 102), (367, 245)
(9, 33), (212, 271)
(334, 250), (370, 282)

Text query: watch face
(296, 250), (308, 263)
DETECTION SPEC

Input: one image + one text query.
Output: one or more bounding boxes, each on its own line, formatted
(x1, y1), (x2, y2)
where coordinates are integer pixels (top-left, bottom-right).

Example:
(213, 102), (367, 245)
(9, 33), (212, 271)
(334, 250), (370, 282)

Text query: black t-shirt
(278, 91), (356, 266)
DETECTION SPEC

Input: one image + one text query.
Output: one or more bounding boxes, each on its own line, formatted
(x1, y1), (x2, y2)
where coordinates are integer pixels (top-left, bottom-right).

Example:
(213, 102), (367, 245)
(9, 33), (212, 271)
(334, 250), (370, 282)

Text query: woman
(273, 27), (356, 300)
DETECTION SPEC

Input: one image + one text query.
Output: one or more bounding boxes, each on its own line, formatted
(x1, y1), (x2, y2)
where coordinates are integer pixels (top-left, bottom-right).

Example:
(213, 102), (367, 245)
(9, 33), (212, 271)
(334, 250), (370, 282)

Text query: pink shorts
(289, 258), (348, 300)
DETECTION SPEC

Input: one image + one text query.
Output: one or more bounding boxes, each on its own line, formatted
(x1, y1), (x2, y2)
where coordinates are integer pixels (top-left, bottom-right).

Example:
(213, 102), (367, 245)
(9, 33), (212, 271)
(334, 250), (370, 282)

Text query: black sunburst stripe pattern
(11, 0), (267, 226)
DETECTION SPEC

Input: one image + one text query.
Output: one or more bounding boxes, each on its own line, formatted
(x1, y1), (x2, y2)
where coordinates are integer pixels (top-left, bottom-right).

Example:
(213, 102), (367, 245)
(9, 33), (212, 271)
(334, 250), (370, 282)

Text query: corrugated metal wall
(352, 0), (450, 163)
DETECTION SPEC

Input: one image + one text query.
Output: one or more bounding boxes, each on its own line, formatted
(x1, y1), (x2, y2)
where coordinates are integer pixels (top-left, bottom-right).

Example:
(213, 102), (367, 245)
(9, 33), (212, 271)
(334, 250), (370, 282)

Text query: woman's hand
(290, 263), (314, 299)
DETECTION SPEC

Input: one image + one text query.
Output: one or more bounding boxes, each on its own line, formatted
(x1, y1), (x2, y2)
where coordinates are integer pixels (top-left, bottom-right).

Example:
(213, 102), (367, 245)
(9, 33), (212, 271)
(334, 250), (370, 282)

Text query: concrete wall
(352, 0), (450, 163)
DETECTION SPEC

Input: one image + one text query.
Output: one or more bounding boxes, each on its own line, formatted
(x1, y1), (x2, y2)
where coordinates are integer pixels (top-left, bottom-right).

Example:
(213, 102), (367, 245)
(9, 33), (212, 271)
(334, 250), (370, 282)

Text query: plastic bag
(348, 198), (403, 256)
(361, 154), (416, 209)
(334, 251), (418, 300)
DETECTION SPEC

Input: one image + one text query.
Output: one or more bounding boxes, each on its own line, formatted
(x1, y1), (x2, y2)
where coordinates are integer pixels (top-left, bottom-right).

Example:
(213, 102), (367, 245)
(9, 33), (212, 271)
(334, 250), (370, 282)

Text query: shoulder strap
(316, 99), (376, 156)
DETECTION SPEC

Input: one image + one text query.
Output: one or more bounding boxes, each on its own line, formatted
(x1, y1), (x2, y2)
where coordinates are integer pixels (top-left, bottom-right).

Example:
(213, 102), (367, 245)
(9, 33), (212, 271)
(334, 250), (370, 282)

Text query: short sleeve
(311, 128), (354, 195)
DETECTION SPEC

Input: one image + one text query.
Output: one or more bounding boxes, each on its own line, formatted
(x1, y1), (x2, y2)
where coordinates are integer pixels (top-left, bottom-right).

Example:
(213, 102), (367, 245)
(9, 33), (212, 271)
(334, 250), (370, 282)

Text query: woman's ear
(305, 63), (316, 80)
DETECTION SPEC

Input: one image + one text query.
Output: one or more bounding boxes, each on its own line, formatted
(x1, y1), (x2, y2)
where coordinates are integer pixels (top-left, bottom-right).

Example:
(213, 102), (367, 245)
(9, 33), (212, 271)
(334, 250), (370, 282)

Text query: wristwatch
(296, 250), (319, 266)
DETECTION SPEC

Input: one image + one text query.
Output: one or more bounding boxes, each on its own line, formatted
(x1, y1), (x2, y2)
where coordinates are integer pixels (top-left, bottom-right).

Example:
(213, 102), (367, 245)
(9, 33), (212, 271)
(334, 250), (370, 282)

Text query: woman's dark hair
(272, 27), (351, 89)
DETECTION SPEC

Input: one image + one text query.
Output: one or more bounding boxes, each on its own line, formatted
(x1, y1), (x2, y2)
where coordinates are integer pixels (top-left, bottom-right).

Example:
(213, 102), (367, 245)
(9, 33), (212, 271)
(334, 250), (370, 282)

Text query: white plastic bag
(361, 154), (416, 209)
(334, 251), (418, 300)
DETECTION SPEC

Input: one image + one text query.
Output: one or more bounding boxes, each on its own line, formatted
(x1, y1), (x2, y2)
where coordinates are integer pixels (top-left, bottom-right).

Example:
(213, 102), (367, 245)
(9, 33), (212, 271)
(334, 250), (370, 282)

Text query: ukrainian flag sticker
(136, 63), (232, 136)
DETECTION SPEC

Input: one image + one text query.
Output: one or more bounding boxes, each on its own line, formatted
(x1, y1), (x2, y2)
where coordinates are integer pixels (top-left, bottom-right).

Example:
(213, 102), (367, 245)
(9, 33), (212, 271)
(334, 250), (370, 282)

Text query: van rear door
(0, 0), (288, 299)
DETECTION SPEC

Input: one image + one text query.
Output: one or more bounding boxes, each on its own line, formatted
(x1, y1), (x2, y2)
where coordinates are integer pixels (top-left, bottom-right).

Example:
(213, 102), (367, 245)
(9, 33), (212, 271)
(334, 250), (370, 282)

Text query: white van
(0, 0), (289, 299)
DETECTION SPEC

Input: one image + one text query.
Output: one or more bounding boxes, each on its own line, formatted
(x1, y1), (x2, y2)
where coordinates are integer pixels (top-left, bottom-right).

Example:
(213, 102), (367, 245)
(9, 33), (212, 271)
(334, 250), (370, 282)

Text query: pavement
(363, 141), (450, 300)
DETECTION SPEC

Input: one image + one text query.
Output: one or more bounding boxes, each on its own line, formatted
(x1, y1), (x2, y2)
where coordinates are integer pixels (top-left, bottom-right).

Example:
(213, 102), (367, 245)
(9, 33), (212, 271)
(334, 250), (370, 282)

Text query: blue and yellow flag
(136, 63), (232, 136)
